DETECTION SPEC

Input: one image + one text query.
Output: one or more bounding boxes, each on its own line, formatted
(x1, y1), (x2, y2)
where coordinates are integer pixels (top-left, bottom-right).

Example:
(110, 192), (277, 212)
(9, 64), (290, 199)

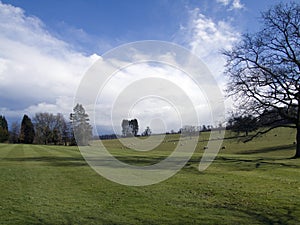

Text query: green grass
(0, 128), (299, 224)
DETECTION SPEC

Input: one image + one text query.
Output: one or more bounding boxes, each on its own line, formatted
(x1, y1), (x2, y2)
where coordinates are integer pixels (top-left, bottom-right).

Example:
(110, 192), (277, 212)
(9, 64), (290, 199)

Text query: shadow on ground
(3, 156), (88, 167)
(237, 144), (295, 155)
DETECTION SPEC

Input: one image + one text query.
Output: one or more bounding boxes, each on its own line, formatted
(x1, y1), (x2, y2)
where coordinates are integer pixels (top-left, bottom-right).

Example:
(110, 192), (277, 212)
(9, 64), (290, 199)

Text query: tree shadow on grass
(3, 145), (299, 169)
(3, 155), (170, 167)
(217, 155), (300, 169)
(218, 205), (298, 225)
(3, 156), (88, 167)
(237, 144), (295, 155)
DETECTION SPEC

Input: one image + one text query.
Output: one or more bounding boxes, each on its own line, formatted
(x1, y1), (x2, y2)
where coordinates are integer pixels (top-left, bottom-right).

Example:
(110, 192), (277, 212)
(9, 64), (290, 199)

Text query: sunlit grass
(0, 127), (299, 224)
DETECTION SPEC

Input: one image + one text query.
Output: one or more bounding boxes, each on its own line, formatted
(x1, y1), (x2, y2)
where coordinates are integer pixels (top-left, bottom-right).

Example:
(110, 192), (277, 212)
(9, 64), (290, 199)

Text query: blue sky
(0, 0), (290, 134)
(1, 0), (284, 54)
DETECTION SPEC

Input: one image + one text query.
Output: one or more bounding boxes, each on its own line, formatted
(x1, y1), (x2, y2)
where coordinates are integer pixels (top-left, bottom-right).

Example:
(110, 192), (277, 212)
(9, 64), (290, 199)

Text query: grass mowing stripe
(1, 145), (93, 224)
(42, 145), (81, 156)
(31, 145), (78, 157)
(2, 144), (25, 160)
(0, 144), (19, 160)
(28, 145), (87, 167)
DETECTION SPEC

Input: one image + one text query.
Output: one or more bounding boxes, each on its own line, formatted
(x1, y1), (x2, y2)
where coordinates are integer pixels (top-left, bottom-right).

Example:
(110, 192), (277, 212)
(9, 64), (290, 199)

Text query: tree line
(0, 104), (92, 146)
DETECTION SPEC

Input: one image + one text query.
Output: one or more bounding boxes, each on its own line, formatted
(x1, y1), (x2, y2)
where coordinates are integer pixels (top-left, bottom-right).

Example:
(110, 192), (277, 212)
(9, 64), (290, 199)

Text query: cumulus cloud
(0, 2), (100, 120)
(175, 7), (240, 122)
(178, 8), (240, 81)
(0, 1), (238, 134)
(92, 62), (210, 134)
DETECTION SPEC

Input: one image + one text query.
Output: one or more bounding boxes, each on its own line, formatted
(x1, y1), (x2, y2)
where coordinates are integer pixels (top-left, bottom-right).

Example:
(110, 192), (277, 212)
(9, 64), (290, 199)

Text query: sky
(0, 0), (289, 134)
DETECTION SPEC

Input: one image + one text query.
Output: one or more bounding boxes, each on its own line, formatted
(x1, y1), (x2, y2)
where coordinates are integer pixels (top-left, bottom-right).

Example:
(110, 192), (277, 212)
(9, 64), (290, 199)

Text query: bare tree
(9, 121), (20, 143)
(54, 113), (68, 145)
(34, 112), (68, 145)
(223, 2), (300, 158)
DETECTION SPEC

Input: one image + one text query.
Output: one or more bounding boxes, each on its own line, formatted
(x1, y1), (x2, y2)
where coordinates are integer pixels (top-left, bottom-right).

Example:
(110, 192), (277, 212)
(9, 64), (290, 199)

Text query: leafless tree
(223, 2), (300, 158)
(34, 112), (68, 145)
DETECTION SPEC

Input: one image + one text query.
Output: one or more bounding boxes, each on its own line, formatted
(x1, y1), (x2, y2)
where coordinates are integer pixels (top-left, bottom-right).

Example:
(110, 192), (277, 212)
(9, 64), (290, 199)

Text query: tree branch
(243, 124), (296, 143)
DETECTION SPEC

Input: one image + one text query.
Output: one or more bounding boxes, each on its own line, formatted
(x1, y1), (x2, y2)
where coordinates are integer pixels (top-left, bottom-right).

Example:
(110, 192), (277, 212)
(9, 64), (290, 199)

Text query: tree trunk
(295, 97), (300, 158)
(295, 126), (300, 158)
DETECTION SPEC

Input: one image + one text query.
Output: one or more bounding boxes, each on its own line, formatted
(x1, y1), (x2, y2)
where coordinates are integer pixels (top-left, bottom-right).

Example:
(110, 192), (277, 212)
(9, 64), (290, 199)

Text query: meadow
(0, 128), (299, 225)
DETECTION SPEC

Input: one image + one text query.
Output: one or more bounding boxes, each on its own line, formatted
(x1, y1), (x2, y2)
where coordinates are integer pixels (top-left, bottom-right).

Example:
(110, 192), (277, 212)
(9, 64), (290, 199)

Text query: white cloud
(175, 8), (240, 122)
(216, 0), (244, 10)
(182, 8), (239, 80)
(232, 0), (244, 9)
(0, 1), (207, 134)
(0, 2), (100, 120)
(216, 0), (230, 6)
(92, 62), (211, 134)
(0, 1), (237, 134)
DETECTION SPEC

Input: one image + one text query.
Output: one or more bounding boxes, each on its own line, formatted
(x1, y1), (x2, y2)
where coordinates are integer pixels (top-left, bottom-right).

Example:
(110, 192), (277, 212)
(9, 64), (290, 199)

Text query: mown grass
(0, 127), (299, 224)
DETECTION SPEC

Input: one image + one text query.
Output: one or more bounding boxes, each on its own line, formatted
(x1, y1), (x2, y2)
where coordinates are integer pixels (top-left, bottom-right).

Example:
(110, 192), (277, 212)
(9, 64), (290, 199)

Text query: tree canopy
(34, 112), (69, 145)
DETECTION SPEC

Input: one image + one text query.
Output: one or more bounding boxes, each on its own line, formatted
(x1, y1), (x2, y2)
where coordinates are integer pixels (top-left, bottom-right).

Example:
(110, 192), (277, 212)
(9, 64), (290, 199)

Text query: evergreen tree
(70, 104), (92, 146)
(19, 115), (35, 144)
(0, 115), (9, 143)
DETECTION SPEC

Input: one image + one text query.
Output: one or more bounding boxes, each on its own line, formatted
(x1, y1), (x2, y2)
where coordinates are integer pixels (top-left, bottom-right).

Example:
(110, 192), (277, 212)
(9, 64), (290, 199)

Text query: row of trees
(0, 104), (92, 146)
(227, 108), (296, 137)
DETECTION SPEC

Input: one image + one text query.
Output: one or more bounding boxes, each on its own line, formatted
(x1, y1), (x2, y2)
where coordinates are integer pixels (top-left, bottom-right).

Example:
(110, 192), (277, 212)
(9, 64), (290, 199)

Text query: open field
(0, 128), (300, 224)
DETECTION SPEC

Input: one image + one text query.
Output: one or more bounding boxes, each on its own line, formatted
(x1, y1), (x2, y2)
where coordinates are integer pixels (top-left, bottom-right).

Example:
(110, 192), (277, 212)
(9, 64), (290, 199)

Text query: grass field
(0, 128), (300, 224)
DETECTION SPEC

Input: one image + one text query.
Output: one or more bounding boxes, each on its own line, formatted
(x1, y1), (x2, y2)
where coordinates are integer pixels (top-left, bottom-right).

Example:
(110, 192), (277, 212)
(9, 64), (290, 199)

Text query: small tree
(61, 118), (70, 146)
(142, 126), (152, 136)
(70, 104), (92, 146)
(19, 115), (35, 144)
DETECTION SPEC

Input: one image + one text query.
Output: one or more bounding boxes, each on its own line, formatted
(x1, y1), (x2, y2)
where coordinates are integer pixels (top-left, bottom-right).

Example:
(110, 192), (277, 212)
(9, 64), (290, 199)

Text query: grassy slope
(0, 127), (299, 225)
